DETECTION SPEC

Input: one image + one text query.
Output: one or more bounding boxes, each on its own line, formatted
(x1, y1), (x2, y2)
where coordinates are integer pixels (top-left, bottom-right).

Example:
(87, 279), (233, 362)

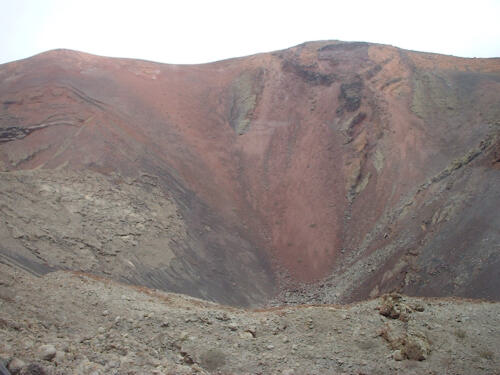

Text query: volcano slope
(1, 41), (500, 375)
(0, 41), (500, 308)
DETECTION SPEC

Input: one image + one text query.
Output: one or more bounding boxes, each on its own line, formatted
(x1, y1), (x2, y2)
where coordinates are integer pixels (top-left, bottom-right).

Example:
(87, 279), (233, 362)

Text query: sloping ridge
(0, 42), (499, 306)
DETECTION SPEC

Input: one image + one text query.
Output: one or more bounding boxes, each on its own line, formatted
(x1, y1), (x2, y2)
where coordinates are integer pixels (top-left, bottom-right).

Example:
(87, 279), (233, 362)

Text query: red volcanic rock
(1, 42), (499, 305)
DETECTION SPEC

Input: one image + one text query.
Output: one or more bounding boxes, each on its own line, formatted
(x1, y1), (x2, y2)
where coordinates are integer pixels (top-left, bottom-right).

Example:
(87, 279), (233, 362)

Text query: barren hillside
(1, 40), (500, 374)
(1, 41), (499, 307)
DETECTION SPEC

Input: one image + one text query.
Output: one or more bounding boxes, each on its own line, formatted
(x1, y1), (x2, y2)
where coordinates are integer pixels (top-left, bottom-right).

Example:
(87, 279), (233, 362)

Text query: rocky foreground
(1, 263), (499, 375)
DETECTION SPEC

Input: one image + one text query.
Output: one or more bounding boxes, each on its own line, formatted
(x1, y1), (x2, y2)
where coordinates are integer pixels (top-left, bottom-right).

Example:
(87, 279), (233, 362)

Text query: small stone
(97, 327), (106, 334)
(393, 350), (404, 361)
(245, 326), (257, 337)
(282, 336), (289, 343)
(414, 304), (425, 312)
(102, 310), (109, 316)
(38, 344), (57, 361)
(80, 334), (94, 343)
(266, 345), (274, 350)
(106, 361), (119, 369)
(181, 352), (194, 365)
(228, 322), (238, 331)
(239, 331), (254, 339)
(215, 312), (230, 321)
(8, 358), (26, 374)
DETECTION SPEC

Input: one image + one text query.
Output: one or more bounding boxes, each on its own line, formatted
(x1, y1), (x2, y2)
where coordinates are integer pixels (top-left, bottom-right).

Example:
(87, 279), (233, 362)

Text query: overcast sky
(1, 0), (500, 65)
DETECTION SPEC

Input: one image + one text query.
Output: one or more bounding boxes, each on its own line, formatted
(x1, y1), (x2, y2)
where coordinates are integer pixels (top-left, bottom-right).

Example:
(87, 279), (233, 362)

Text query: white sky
(1, 0), (500, 65)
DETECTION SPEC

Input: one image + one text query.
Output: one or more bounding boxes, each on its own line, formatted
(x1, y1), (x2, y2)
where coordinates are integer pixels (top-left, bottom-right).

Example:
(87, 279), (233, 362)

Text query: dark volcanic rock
(338, 79), (363, 113)
(0, 126), (32, 143)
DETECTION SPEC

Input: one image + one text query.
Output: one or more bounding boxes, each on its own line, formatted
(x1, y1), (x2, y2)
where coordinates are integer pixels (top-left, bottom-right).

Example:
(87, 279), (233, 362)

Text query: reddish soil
(1, 41), (499, 304)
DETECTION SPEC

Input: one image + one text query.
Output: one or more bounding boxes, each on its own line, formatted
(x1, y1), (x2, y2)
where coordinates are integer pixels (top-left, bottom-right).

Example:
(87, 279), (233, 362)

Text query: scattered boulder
(7, 358), (25, 374)
(402, 333), (431, 361)
(215, 312), (230, 322)
(379, 294), (412, 321)
(393, 350), (404, 361)
(180, 351), (194, 365)
(381, 324), (431, 361)
(245, 326), (257, 337)
(37, 345), (56, 361)
(239, 331), (254, 339)
(413, 304), (425, 312)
